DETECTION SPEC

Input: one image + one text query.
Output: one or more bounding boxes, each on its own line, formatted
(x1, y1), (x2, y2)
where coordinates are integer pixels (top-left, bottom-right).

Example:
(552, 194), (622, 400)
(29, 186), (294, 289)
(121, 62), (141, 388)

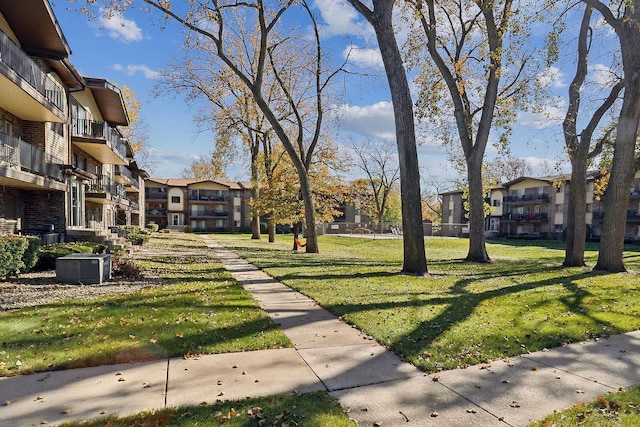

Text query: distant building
(144, 178), (252, 232)
(439, 170), (640, 241)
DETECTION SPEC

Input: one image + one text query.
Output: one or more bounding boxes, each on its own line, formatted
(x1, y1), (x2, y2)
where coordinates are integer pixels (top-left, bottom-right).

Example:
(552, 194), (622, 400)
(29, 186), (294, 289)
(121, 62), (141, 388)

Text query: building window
(4, 194), (16, 220)
(586, 203), (593, 213)
(556, 204), (563, 213)
(492, 199), (500, 207)
(171, 196), (180, 203)
(3, 120), (12, 136)
(51, 122), (64, 136)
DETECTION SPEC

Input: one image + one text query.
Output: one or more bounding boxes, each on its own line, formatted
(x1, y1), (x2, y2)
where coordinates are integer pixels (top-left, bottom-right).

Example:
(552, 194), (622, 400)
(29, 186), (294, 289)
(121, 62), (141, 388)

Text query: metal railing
(115, 165), (133, 181)
(503, 193), (550, 203)
(72, 118), (128, 160)
(0, 30), (64, 111)
(87, 174), (126, 197)
(190, 208), (230, 217)
(0, 131), (65, 181)
(146, 192), (167, 200)
(190, 192), (229, 202)
(147, 208), (167, 216)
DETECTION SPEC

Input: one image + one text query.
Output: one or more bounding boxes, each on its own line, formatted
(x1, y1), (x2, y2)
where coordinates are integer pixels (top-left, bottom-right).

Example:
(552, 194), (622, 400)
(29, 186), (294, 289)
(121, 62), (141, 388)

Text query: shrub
(22, 237), (42, 272)
(183, 225), (194, 233)
(0, 236), (28, 279)
(146, 224), (159, 232)
(35, 242), (107, 271)
(111, 255), (145, 280)
(123, 226), (150, 246)
(159, 229), (170, 234)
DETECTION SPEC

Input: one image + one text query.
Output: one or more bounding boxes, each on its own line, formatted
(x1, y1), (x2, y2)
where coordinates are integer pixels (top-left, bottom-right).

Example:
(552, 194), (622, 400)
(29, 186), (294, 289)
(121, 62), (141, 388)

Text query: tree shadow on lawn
(325, 268), (622, 372)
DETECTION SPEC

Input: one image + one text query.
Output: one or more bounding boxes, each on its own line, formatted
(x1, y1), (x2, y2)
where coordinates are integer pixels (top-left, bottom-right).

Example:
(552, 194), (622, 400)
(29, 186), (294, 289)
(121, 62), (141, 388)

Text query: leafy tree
(74, 0), (344, 254)
(582, 0), (640, 272)
(547, 4), (623, 267)
(119, 84), (153, 173)
(408, 0), (537, 263)
(344, 0), (428, 275)
(349, 138), (400, 233)
(181, 155), (228, 181)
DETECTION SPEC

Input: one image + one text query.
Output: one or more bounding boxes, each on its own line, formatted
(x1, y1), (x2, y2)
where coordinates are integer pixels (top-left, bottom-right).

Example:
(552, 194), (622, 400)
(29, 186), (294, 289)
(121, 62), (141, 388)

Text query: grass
(529, 384), (640, 426)
(211, 234), (640, 372)
(59, 392), (356, 427)
(0, 234), (291, 376)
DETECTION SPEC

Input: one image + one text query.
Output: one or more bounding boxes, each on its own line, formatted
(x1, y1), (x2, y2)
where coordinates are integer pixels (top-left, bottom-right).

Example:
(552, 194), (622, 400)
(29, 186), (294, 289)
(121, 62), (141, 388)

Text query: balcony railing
(87, 174), (126, 197)
(147, 208), (167, 216)
(0, 30), (64, 111)
(72, 118), (128, 159)
(503, 193), (550, 203)
(190, 193), (229, 202)
(502, 212), (549, 222)
(0, 131), (65, 181)
(115, 165), (133, 181)
(190, 209), (230, 217)
(146, 192), (167, 200)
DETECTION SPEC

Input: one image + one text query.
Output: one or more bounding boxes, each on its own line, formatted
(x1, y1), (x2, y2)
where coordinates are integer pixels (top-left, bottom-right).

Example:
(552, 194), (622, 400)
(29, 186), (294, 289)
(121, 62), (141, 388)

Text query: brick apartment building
(0, 0), (146, 244)
(145, 178), (252, 232)
(441, 170), (640, 242)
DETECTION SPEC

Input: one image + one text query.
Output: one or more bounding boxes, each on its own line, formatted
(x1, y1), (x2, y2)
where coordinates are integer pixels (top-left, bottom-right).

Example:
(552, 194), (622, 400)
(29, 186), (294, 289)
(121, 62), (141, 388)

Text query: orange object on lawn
(295, 238), (307, 247)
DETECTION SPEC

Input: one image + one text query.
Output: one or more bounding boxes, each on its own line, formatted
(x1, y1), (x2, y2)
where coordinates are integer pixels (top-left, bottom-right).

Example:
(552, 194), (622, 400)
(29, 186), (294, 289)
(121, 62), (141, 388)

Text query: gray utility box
(56, 254), (112, 284)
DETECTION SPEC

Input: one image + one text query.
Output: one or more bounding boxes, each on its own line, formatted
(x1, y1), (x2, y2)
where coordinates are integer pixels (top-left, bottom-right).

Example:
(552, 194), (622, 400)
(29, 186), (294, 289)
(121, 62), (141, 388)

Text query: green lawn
(60, 392), (356, 427)
(529, 384), (640, 426)
(0, 234), (291, 376)
(211, 234), (640, 372)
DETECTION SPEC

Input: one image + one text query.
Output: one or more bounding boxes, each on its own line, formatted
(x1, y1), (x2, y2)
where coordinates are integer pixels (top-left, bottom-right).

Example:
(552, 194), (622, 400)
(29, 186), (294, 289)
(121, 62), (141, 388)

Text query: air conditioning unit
(56, 254), (112, 284)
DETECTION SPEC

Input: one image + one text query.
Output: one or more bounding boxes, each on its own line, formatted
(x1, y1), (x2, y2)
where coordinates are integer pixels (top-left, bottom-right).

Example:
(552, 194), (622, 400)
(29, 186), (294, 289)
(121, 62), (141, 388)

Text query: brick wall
(23, 190), (66, 232)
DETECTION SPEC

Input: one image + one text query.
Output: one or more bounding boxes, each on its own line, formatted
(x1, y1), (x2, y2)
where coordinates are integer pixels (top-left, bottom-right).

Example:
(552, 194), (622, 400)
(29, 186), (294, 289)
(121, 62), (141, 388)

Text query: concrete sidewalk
(1, 237), (638, 426)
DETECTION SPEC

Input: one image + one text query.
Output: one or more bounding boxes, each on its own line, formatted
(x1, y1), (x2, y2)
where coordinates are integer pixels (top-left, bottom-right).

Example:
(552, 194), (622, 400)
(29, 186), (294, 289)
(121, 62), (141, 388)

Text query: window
(51, 122), (64, 136)
(556, 204), (563, 213)
(586, 203), (593, 213)
(4, 194), (16, 220)
(171, 196), (180, 203)
(3, 120), (12, 136)
(492, 199), (500, 207)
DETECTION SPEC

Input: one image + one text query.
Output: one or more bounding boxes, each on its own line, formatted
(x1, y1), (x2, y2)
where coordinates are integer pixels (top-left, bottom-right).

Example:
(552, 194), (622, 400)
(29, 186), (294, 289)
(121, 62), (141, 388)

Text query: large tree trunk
(268, 220), (275, 243)
(299, 172), (318, 253)
(370, 1), (427, 275)
(594, 12), (640, 272)
(250, 137), (261, 239)
(466, 156), (489, 262)
(564, 157), (588, 267)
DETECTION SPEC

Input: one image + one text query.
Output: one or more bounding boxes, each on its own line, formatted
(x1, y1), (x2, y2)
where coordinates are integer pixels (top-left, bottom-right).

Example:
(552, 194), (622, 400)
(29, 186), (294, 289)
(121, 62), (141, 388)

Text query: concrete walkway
(1, 236), (639, 426)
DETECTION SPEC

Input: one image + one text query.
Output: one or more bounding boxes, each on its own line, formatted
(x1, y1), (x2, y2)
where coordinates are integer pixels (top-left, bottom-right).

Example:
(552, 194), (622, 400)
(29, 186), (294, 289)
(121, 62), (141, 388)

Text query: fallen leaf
(150, 339), (158, 344)
(430, 412), (439, 417)
(531, 366), (539, 371)
(60, 407), (72, 414)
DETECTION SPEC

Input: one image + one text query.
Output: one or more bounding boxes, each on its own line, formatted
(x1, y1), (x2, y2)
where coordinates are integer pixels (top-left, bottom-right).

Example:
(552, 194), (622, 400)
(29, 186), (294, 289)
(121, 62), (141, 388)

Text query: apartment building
(0, 0), (145, 244)
(145, 178), (252, 232)
(441, 170), (640, 242)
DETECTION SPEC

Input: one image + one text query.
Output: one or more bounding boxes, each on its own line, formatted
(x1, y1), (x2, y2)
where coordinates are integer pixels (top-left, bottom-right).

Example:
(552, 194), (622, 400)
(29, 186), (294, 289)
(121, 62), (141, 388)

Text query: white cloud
(517, 97), (566, 129)
(343, 45), (383, 68)
(147, 148), (200, 177)
(313, 0), (374, 38)
(536, 66), (566, 89)
(588, 63), (618, 88)
(333, 102), (396, 141)
(113, 64), (160, 79)
(98, 9), (143, 43)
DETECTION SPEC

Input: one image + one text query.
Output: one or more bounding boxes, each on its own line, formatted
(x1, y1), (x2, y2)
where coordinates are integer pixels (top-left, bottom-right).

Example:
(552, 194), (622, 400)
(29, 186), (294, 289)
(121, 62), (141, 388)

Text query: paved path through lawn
(202, 236), (640, 427)
(1, 236), (638, 427)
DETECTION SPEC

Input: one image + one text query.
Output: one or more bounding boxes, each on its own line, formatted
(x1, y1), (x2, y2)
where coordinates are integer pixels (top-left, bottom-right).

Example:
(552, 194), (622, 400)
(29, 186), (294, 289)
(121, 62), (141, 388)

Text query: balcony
(72, 119), (128, 165)
(0, 29), (65, 122)
(0, 131), (66, 191)
(190, 192), (229, 202)
(146, 191), (167, 200)
(115, 164), (133, 184)
(147, 207), (166, 216)
(86, 174), (127, 204)
(503, 193), (550, 204)
(190, 208), (230, 218)
(502, 212), (548, 223)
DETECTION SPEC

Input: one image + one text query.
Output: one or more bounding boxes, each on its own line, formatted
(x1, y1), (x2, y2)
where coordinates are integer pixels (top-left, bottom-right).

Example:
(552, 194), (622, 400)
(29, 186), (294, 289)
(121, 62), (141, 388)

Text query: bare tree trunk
(564, 158), (588, 266)
(250, 143), (261, 239)
(466, 156), (489, 262)
(347, 0), (427, 274)
(592, 3), (640, 272)
(268, 220), (275, 243)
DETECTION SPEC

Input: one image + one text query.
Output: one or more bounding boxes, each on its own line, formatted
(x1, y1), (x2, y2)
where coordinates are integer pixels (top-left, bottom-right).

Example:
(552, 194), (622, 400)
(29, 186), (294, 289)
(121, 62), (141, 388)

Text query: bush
(35, 242), (107, 271)
(123, 226), (150, 246)
(111, 255), (145, 280)
(183, 225), (194, 233)
(22, 237), (42, 272)
(0, 236), (29, 279)
(146, 224), (159, 232)
(159, 229), (170, 233)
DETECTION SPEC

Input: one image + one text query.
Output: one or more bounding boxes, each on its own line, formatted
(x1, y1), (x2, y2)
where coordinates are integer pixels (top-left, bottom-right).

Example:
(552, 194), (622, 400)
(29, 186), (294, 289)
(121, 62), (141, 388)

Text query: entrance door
(68, 179), (83, 227)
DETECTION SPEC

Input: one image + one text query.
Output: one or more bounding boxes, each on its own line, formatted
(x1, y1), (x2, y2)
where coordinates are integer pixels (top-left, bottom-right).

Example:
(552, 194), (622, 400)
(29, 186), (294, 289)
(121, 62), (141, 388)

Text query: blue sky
(49, 1), (617, 185)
